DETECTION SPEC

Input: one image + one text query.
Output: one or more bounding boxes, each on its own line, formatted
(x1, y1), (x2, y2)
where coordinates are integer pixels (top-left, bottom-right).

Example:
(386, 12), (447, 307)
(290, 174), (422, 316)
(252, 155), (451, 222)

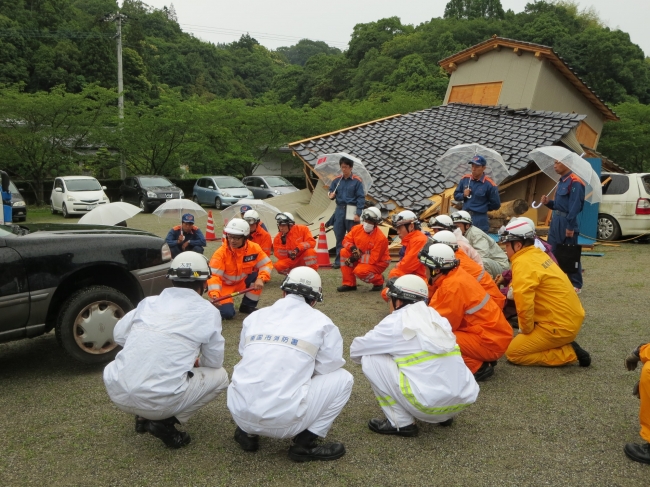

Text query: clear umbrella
(437, 143), (511, 199)
(528, 146), (602, 208)
(77, 202), (142, 226)
(220, 198), (282, 238)
(153, 199), (207, 233)
(312, 153), (373, 194)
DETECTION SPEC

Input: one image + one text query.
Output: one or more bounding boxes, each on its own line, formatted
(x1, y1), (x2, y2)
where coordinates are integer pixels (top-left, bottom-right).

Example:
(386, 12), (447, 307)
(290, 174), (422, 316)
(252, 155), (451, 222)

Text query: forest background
(1, 0), (649, 204)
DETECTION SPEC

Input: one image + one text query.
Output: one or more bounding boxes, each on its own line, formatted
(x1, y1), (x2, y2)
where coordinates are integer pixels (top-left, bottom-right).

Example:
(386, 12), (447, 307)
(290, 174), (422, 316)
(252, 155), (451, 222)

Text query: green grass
(1, 207), (649, 485)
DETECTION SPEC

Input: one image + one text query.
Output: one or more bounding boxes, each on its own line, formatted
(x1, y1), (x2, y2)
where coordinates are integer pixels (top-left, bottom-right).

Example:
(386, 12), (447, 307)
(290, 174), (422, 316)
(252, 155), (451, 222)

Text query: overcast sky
(137, 0), (650, 56)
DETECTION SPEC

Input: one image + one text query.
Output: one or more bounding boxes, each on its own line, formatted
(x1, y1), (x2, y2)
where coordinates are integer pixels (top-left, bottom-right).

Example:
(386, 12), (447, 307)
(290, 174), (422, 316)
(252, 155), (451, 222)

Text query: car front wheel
(55, 285), (133, 364)
(193, 195), (200, 205)
(139, 198), (149, 213)
(214, 197), (222, 210)
(62, 203), (70, 218)
(597, 213), (621, 241)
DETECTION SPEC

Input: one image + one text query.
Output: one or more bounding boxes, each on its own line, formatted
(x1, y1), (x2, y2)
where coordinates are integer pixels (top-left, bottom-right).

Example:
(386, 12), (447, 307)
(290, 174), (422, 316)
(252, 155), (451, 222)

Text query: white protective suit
(350, 301), (479, 427)
(103, 287), (229, 424)
(453, 227), (484, 267)
(227, 293), (354, 438)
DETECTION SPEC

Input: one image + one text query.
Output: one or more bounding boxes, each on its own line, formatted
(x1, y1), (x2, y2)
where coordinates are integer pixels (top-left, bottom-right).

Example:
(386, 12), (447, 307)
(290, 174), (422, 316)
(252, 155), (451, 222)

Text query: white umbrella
(77, 202), (142, 226)
(312, 153), (373, 194)
(528, 146), (602, 208)
(437, 143), (511, 197)
(220, 198), (282, 238)
(153, 199), (207, 230)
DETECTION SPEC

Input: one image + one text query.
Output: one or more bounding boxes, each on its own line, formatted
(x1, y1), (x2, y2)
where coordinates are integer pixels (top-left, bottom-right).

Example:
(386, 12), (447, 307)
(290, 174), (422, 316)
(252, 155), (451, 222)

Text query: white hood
(400, 301), (457, 354)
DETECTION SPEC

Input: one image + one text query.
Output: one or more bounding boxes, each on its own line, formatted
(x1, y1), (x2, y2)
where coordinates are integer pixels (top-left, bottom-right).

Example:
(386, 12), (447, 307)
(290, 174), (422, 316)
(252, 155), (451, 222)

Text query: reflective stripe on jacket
(456, 248), (505, 308)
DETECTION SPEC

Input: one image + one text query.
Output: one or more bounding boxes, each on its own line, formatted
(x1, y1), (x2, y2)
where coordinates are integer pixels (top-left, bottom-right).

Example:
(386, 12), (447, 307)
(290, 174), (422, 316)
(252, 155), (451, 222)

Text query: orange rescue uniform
(456, 248), (506, 308)
(249, 225), (272, 258)
(639, 344), (650, 443)
(341, 225), (390, 287)
(429, 266), (513, 373)
(381, 230), (430, 301)
(273, 224), (318, 275)
(207, 240), (272, 305)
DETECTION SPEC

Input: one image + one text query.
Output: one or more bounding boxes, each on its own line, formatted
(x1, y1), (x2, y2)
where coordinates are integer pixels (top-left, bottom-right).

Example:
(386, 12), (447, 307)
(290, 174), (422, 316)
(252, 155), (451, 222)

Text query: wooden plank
(576, 120), (598, 148)
(498, 170), (542, 192)
(525, 173), (537, 203)
(448, 82), (502, 106)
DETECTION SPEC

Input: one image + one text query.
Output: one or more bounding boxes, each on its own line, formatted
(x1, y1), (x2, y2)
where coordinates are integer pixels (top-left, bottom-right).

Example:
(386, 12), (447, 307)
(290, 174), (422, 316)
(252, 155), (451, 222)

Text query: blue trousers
(218, 271), (259, 320)
(548, 215), (583, 289)
(333, 206), (358, 266)
(467, 212), (489, 233)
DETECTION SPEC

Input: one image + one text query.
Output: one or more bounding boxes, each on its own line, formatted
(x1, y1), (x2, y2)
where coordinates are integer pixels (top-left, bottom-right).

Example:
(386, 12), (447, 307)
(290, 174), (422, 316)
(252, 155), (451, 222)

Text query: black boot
(239, 303), (257, 315)
(146, 417), (191, 449)
(570, 341), (591, 367)
(337, 285), (357, 292)
(473, 362), (494, 382)
(438, 418), (454, 427)
(370, 284), (383, 292)
(368, 418), (419, 437)
(234, 426), (259, 452)
(288, 430), (346, 462)
(624, 442), (650, 465)
(135, 415), (148, 433)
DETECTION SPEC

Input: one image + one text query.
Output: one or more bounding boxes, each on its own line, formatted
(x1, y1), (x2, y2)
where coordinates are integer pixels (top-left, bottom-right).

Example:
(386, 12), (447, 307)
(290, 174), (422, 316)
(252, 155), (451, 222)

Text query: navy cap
(469, 155), (487, 166)
(182, 213), (195, 224)
(240, 205), (252, 213)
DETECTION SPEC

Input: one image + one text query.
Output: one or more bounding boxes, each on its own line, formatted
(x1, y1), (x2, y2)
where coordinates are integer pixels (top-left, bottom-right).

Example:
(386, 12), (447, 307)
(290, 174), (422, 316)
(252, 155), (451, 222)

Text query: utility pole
(106, 12), (127, 179)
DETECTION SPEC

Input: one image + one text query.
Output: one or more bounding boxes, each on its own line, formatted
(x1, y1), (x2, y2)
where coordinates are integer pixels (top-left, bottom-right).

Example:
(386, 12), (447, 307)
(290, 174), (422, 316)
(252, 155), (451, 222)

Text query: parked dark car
(0, 222), (172, 364)
(242, 175), (299, 199)
(119, 176), (184, 213)
(8, 181), (27, 222)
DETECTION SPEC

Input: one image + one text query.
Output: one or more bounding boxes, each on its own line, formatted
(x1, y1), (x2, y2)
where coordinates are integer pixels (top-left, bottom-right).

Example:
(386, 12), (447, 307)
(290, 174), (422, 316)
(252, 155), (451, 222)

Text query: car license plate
(86, 205), (96, 211)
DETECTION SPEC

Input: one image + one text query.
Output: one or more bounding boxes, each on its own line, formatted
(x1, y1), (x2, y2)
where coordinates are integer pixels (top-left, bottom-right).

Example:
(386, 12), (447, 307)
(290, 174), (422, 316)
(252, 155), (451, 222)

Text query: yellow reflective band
(393, 347), (462, 368)
(399, 373), (471, 415)
(376, 395), (396, 407)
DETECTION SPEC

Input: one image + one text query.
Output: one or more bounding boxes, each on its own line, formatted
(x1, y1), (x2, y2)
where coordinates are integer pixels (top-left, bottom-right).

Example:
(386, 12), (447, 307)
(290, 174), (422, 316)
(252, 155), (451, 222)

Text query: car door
(0, 246), (29, 335)
(195, 178), (206, 204)
(206, 178), (218, 204)
(248, 177), (264, 199)
(51, 178), (64, 210)
(123, 177), (134, 203)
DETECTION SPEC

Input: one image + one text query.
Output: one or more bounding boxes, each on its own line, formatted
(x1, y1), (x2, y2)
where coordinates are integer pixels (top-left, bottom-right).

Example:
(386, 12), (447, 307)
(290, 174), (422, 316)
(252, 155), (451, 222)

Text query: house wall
(443, 49), (542, 109)
(531, 59), (605, 147)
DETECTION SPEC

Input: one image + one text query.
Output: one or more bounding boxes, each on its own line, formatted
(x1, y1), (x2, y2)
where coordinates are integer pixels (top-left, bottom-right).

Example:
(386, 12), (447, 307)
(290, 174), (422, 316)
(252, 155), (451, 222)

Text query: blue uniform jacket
(545, 171), (585, 230)
(331, 174), (365, 216)
(165, 225), (207, 252)
(453, 174), (501, 214)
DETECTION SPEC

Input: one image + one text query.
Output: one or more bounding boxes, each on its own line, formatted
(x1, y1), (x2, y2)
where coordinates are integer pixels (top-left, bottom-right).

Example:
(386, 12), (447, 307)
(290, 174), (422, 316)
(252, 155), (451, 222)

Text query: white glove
(507, 286), (514, 300)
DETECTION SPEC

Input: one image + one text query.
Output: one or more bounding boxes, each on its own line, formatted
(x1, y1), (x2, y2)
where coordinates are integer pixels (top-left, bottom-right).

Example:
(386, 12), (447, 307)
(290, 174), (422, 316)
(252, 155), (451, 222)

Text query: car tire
(55, 285), (133, 364)
(214, 197), (222, 210)
(139, 198), (149, 213)
(50, 202), (58, 214)
(193, 195), (200, 205)
(597, 213), (621, 241)
(62, 203), (70, 218)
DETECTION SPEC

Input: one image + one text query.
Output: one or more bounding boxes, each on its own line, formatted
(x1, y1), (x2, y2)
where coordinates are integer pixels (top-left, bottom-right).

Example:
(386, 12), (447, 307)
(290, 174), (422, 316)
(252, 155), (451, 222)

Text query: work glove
(633, 381), (640, 399)
(350, 246), (362, 261)
(288, 248), (299, 260)
(624, 345), (643, 371)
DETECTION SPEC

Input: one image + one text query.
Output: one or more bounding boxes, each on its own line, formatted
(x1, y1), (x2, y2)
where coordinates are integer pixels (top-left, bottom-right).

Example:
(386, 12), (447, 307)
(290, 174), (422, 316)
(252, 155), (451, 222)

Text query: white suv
(598, 172), (650, 241)
(51, 176), (110, 218)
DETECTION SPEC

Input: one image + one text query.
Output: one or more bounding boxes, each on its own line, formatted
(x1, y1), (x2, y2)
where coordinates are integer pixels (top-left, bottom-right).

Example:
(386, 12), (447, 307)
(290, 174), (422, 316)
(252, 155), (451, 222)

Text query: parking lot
(1, 208), (649, 486)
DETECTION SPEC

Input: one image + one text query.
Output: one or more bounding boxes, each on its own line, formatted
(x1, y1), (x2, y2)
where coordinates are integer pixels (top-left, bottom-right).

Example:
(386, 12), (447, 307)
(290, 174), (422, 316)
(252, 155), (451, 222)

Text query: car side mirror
(101, 186), (107, 190)
(55, 187), (63, 193)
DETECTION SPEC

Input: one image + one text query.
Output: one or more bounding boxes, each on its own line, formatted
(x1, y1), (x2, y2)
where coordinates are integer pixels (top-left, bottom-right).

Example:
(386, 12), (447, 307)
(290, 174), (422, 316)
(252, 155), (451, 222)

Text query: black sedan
(119, 175), (184, 213)
(0, 223), (172, 364)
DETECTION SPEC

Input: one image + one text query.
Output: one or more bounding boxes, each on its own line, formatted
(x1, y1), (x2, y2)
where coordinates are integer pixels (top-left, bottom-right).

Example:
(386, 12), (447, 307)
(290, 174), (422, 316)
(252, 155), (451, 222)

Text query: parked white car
(50, 176), (110, 218)
(598, 172), (650, 241)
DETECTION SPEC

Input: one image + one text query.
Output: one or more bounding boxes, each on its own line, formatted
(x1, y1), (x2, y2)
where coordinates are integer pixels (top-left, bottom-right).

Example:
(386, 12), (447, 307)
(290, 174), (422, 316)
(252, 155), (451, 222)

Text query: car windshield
(65, 179), (102, 191)
(265, 176), (293, 187)
(215, 177), (245, 188)
(139, 177), (173, 188)
(0, 225), (18, 238)
(8, 181), (19, 194)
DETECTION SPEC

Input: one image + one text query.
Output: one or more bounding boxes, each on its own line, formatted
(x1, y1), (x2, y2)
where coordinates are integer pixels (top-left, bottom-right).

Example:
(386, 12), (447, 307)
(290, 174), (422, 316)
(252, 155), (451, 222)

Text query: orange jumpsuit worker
(499, 219), (590, 367)
(624, 342), (650, 465)
(273, 212), (318, 275)
(381, 210), (430, 302)
(430, 230), (505, 309)
(421, 243), (513, 381)
(338, 207), (390, 292)
(243, 209), (272, 257)
(207, 219), (272, 320)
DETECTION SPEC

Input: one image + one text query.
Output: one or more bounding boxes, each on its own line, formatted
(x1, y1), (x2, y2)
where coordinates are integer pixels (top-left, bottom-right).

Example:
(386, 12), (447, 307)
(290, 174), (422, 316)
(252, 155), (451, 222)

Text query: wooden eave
(438, 38), (619, 122)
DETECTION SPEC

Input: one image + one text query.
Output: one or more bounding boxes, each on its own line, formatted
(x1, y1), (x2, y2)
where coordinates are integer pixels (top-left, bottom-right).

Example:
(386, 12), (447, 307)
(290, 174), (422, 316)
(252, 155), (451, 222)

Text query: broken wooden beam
(487, 199), (529, 219)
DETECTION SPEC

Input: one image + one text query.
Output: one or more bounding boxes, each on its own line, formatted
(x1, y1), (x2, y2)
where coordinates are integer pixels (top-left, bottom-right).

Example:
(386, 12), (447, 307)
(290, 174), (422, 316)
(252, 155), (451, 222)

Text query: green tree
(0, 84), (116, 204)
(347, 17), (414, 67)
(277, 39), (341, 66)
(599, 102), (650, 173)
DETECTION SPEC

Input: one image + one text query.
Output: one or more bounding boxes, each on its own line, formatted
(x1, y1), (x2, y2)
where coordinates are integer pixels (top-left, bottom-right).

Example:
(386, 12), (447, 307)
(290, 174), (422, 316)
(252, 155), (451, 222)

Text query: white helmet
(386, 275), (429, 303)
(429, 214), (454, 231)
(431, 230), (458, 251)
(418, 242), (460, 271)
(512, 216), (536, 231)
(391, 210), (419, 229)
(224, 218), (250, 236)
(243, 209), (261, 224)
(499, 219), (535, 244)
(361, 207), (382, 225)
(451, 210), (472, 225)
(275, 212), (295, 226)
(167, 252), (211, 281)
(280, 266), (323, 303)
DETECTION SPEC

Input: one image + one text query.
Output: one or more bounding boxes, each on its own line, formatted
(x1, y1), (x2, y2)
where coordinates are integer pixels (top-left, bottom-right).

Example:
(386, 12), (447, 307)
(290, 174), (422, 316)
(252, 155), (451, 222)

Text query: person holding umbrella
(327, 156), (366, 269)
(453, 155), (502, 233)
(165, 213), (207, 258)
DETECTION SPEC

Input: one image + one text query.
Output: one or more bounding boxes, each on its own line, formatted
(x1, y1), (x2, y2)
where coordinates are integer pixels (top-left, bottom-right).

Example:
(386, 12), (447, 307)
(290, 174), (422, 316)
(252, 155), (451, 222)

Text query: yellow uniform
(505, 245), (585, 366)
(640, 344), (650, 443)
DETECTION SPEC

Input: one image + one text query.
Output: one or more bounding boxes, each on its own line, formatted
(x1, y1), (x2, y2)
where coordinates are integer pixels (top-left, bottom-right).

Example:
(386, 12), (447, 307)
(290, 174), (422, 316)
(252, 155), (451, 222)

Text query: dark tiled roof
(289, 103), (585, 213)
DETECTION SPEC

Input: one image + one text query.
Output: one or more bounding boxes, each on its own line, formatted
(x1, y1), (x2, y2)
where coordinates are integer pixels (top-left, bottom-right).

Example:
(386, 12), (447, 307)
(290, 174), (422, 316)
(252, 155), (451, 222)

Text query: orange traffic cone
(205, 211), (218, 241)
(316, 222), (332, 268)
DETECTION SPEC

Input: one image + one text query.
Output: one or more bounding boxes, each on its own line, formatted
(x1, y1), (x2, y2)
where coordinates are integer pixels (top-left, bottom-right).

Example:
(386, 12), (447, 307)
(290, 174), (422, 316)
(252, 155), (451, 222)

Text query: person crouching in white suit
(350, 274), (480, 437)
(103, 252), (229, 449)
(227, 266), (353, 462)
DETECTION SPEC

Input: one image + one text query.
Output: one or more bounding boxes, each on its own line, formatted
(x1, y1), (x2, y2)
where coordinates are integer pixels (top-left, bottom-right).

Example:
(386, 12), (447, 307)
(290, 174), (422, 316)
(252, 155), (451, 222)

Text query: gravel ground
(1, 208), (648, 486)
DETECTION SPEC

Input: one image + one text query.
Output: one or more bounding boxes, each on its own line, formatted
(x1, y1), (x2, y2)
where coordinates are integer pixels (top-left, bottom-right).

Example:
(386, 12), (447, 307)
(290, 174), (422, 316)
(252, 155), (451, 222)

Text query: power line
(0, 30), (114, 39)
